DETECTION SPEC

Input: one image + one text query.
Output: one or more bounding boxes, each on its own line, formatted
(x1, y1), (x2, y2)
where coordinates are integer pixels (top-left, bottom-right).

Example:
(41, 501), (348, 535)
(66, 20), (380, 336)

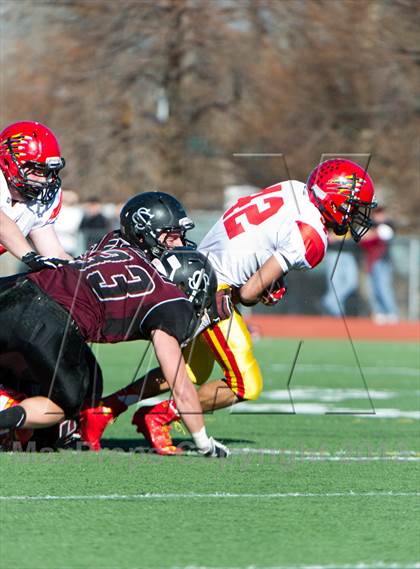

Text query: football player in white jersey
(0, 121), (71, 272)
(81, 158), (377, 454)
(0, 121), (77, 434)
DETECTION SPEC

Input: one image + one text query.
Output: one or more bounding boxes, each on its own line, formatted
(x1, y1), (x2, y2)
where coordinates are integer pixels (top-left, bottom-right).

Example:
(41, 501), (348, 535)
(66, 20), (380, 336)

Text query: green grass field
(1, 337), (419, 569)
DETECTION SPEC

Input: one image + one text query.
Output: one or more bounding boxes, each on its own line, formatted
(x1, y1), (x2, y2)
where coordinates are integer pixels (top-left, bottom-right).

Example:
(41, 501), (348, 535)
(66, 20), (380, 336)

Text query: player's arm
(0, 209), (35, 259)
(29, 224), (73, 260)
(151, 329), (228, 457)
(151, 329), (203, 434)
(238, 254), (285, 306)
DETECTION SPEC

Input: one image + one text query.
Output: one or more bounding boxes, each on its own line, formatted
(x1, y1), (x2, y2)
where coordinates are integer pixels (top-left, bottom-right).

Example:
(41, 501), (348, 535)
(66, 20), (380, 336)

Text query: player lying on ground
(70, 190), (230, 452)
(0, 342), (104, 450)
(82, 158), (377, 454)
(0, 121), (71, 269)
(0, 190), (228, 452)
(0, 190), (197, 402)
(0, 236), (229, 457)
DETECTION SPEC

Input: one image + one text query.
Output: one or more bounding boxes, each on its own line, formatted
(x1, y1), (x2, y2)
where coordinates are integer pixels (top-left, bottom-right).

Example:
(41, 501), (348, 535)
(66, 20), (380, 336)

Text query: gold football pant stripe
(184, 306), (263, 401)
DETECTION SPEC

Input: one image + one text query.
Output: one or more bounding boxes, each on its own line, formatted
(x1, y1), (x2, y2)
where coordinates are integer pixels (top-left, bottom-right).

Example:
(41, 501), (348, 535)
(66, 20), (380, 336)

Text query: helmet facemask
(6, 138), (65, 204)
(158, 247), (217, 317)
(312, 172), (376, 242)
(120, 192), (197, 260)
(334, 173), (376, 242)
(348, 202), (376, 242)
(130, 209), (195, 258)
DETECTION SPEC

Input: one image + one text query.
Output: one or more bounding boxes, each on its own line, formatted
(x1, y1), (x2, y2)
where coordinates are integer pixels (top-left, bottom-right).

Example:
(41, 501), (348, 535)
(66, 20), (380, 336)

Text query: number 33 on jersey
(199, 180), (328, 287)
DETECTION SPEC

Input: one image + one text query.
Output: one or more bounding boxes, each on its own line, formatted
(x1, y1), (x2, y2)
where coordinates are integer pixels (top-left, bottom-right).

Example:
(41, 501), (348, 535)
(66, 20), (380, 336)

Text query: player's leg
(132, 309), (262, 453)
(0, 283), (61, 431)
(17, 396), (64, 428)
(82, 345), (104, 408)
(79, 366), (168, 450)
(197, 308), (263, 411)
(109, 331), (216, 413)
(196, 379), (238, 410)
(104, 367), (168, 411)
(0, 349), (83, 450)
(78, 345), (112, 450)
(132, 311), (262, 452)
(0, 281), (91, 436)
(131, 335), (215, 454)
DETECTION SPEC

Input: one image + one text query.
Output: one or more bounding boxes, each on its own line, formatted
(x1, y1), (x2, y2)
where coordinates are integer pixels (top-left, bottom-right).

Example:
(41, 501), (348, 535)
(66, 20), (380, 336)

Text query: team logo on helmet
(120, 192), (196, 260)
(132, 208), (155, 231)
(188, 269), (210, 298)
(307, 158), (376, 242)
(179, 216), (194, 230)
(0, 121), (64, 204)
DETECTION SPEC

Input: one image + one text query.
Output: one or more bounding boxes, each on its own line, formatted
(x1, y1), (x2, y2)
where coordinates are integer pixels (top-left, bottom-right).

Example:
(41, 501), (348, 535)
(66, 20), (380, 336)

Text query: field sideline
(0, 336), (419, 569)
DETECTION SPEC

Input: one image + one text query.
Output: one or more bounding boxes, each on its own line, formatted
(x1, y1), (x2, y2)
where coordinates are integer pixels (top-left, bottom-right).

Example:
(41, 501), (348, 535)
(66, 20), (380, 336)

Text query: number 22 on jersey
(222, 187), (284, 239)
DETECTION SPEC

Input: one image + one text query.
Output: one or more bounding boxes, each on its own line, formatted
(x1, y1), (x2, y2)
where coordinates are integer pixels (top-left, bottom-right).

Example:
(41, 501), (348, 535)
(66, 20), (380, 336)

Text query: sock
(0, 405), (26, 429)
(167, 400), (180, 420)
(101, 392), (129, 416)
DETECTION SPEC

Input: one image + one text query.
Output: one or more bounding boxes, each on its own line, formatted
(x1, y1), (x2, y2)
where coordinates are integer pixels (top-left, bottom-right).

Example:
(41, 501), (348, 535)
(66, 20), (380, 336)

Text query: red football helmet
(307, 158), (376, 242)
(0, 121), (65, 204)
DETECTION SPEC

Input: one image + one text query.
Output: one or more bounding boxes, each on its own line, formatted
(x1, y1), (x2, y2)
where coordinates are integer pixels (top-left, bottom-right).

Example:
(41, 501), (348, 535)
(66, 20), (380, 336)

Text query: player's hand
(260, 277), (287, 306)
(21, 252), (69, 271)
(198, 436), (230, 458)
(209, 288), (233, 323)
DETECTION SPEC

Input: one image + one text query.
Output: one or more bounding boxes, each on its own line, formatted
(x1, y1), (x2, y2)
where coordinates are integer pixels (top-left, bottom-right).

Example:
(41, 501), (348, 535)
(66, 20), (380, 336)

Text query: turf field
(1, 337), (419, 569)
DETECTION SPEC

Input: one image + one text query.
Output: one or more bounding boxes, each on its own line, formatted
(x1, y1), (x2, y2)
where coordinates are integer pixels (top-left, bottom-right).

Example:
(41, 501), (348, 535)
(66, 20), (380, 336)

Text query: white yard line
(237, 448), (420, 456)
(170, 564), (420, 569)
(231, 403), (420, 419)
(0, 491), (418, 501)
(54, 563), (420, 569)
(27, 447), (418, 461)
(260, 389), (399, 402)
(232, 448), (420, 461)
(269, 363), (420, 377)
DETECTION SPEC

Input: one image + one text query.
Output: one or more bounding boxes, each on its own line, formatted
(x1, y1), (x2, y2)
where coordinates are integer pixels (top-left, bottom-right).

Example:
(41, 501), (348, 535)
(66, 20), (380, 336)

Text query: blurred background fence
(0, 206), (418, 321)
(0, 0), (418, 321)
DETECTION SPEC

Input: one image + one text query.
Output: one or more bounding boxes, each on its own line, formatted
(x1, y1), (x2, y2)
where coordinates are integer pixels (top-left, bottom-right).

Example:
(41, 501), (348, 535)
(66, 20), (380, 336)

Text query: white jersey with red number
(0, 170), (62, 255)
(199, 180), (328, 286)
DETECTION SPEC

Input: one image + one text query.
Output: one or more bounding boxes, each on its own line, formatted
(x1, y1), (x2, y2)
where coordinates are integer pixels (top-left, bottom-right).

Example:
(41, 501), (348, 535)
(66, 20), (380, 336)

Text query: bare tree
(1, 0), (418, 224)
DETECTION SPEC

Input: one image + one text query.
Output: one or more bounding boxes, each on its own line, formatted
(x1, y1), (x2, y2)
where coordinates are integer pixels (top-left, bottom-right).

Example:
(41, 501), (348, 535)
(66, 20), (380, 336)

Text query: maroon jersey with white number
(28, 239), (196, 344)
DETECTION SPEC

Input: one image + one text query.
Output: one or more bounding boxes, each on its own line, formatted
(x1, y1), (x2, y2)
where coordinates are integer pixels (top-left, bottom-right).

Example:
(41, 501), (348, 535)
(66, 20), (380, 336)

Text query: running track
(246, 315), (419, 342)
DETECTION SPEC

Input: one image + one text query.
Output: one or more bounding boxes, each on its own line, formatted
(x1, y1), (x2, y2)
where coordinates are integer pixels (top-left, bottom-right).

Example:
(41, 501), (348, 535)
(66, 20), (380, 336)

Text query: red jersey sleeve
(296, 220), (326, 268)
(47, 191), (63, 223)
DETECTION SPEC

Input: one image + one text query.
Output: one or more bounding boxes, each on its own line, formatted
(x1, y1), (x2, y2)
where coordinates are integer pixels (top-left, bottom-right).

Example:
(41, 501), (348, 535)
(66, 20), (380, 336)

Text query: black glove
(198, 437), (230, 458)
(209, 288), (233, 323)
(21, 252), (69, 272)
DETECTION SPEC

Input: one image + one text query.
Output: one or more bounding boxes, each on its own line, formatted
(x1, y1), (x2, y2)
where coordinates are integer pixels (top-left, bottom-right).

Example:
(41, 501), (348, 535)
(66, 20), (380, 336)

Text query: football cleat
(132, 400), (183, 455)
(79, 406), (115, 451)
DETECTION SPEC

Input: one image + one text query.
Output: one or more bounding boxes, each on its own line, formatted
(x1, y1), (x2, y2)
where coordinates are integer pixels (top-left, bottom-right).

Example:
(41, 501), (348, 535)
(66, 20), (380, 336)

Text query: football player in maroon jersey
(78, 191), (231, 453)
(0, 241), (229, 457)
(42, 190), (195, 411)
